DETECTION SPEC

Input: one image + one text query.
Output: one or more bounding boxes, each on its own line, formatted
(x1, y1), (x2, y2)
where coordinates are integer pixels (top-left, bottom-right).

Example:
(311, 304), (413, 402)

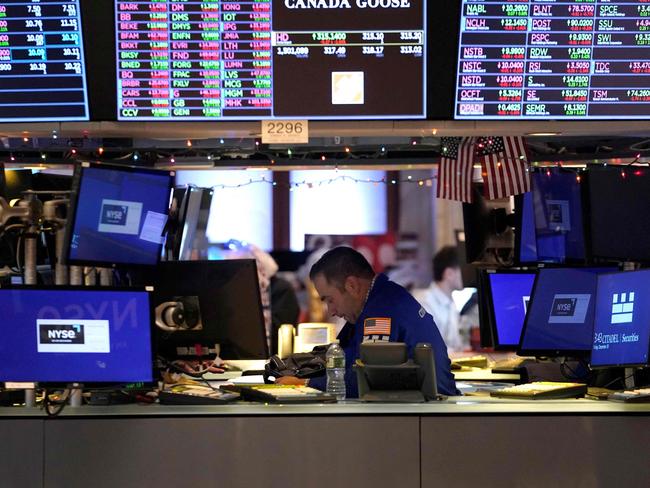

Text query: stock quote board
(455, 0), (650, 120)
(115, 0), (426, 120)
(0, 0), (88, 122)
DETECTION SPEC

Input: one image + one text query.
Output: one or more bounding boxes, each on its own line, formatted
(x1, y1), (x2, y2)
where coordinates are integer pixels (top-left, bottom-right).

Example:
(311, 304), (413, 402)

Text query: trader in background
(302, 246), (458, 397)
(412, 246), (466, 352)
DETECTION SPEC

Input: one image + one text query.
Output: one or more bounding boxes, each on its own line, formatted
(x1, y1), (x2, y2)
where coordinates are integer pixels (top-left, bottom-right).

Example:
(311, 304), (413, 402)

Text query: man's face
(449, 266), (463, 291)
(312, 273), (364, 324)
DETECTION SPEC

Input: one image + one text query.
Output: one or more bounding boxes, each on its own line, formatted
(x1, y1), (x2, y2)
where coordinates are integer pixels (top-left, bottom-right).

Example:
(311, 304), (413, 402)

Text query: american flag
(363, 317), (391, 336)
(437, 137), (475, 203)
(476, 136), (530, 200)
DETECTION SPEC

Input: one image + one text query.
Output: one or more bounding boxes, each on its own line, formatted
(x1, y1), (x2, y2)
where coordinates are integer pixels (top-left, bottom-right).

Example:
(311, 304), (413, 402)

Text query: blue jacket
(310, 274), (459, 397)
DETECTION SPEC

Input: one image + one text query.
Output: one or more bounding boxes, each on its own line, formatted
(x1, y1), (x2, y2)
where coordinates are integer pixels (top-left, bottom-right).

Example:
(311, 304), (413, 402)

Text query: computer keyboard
(451, 355), (489, 369)
(491, 357), (531, 373)
(608, 388), (650, 403)
(490, 381), (587, 400)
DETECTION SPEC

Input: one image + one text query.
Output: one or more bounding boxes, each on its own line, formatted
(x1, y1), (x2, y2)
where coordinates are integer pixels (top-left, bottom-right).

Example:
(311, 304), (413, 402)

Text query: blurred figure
(411, 246), (467, 352)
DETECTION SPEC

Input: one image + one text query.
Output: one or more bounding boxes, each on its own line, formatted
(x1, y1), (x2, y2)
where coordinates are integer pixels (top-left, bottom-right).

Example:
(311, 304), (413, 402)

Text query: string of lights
(194, 174), (438, 190)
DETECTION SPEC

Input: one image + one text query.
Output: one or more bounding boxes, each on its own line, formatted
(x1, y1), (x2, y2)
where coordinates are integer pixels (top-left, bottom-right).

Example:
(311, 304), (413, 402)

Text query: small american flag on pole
(436, 137), (476, 203)
(363, 317), (392, 336)
(476, 136), (530, 200)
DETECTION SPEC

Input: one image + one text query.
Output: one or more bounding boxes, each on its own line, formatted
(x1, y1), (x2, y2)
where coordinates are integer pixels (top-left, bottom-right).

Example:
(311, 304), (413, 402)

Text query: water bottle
(326, 340), (346, 401)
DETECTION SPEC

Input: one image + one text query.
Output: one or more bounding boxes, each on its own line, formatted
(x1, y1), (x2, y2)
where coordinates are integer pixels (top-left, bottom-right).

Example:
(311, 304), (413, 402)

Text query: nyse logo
(548, 294), (590, 324)
(39, 323), (85, 344)
(611, 292), (634, 324)
(100, 204), (128, 226)
(551, 298), (576, 316)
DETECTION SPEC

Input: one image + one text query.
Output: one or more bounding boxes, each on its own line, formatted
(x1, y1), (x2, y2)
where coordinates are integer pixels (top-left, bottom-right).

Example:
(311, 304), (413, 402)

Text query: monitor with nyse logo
(0, 287), (153, 384)
(63, 162), (174, 267)
(591, 270), (650, 368)
(518, 267), (615, 358)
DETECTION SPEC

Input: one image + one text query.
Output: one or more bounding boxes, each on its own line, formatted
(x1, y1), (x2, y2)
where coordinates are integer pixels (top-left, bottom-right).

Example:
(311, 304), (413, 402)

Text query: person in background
(411, 246), (467, 352)
(279, 246), (459, 397)
(249, 245), (300, 354)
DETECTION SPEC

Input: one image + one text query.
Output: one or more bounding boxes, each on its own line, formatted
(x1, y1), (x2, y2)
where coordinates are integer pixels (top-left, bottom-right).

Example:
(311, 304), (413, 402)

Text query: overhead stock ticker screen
(0, 0), (88, 122)
(455, 0), (650, 120)
(115, 0), (426, 120)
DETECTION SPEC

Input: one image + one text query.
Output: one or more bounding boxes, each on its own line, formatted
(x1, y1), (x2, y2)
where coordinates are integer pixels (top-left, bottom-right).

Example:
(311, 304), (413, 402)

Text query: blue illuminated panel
(0, 0), (88, 121)
(592, 270), (650, 368)
(0, 288), (153, 383)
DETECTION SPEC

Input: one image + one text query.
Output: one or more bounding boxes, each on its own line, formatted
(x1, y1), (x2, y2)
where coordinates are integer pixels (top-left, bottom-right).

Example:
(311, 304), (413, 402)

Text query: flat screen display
(519, 268), (612, 356)
(455, 0), (650, 119)
(591, 270), (650, 368)
(0, 288), (153, 383)
(487, 271), (536, 348)
(587, 166), (650, 262)
(134, 259), (268, 360)
(531, 169), (586, 263)
(0, 0), (89, 121)
(115, 0), (426, 120)
(65, 163), (173, 267)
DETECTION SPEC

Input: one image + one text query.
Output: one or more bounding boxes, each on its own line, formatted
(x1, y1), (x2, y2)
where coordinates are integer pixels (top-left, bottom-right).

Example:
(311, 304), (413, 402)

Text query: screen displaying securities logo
(98, 199), (143, 235)
(611, 292), (634, 324)
(548, 294), (591, 324)
(37, 319), (111, 353)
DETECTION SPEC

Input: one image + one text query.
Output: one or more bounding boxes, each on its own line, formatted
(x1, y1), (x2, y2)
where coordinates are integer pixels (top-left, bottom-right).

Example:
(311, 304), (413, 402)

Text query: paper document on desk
(228, 375), (266, 385)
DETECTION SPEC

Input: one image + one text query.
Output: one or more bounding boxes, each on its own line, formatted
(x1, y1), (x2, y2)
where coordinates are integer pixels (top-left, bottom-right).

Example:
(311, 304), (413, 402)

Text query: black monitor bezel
(62, 161), (174, 268)
(484, 268), (537, 351)
(589, 269), (650, 370)
(0, 284), (156, 386)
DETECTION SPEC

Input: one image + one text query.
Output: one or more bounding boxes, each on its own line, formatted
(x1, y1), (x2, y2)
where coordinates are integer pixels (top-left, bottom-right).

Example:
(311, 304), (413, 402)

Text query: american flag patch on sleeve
(363, 317), (392, 337)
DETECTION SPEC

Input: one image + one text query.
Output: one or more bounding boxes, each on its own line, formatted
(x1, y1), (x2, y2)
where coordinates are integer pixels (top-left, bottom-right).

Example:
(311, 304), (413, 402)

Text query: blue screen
(520, 268), (612, 354)
(0, 289), (153, 383)
(592, 270), (650, 368)
(519, 192), (537, 263)
(488, 272), (536, 347)
(68, 166), (172, 265)
(531, 170), (585, 263)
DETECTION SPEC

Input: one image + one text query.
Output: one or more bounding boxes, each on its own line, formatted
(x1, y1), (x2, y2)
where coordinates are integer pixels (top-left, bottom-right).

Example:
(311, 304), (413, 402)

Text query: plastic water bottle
(326, 341), (346, 401)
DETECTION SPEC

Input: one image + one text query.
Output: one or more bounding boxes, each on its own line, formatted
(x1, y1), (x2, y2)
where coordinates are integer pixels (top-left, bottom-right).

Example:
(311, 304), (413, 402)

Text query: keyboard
(451, 355), (489, 369)
(159, 385), (240, 405)
(490, 381), (587, 400)
(608, 388), (650, 403)
(491, 357), (531, 374)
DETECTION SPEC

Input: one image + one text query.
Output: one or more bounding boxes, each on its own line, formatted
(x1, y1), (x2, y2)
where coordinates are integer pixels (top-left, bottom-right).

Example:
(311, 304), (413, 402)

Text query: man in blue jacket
(303, 246), (459, 397)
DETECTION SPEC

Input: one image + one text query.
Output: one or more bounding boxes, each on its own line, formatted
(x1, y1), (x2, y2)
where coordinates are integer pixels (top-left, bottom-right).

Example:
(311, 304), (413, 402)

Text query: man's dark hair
(309, 246), (374, 288)
(433, 246), (460, 282)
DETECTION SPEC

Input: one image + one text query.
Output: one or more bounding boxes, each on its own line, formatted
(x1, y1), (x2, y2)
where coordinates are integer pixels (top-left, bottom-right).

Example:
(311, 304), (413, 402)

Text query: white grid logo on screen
(611, 292), (634, 324)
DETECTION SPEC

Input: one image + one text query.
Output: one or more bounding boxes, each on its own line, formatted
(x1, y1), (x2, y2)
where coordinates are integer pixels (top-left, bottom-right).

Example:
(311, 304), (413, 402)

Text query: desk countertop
(2, 395), (649, 418)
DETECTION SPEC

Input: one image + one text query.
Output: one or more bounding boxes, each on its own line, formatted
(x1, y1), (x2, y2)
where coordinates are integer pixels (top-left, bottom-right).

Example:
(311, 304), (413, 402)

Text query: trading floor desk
(1, 398), (649, 488)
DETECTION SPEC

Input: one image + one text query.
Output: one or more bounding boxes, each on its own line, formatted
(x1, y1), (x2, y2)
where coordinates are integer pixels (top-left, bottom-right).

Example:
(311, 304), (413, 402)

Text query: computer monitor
(530, 169), (586, 263)
(591, 270), (650, 368)
(0, 286), (154, 384)
(168, 186), (213, 261)
(64, 162), (174, 267)
(587, 166), (650, 262)
(135, 259), (268, 360)
(518, 267), (614, 357)
(513, 191), (538, 264)
(484, 270), (536, 350)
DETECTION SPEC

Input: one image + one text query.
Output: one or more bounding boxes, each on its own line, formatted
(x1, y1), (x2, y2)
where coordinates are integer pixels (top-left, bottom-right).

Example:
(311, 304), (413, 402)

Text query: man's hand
(274, 376), (307, 386)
